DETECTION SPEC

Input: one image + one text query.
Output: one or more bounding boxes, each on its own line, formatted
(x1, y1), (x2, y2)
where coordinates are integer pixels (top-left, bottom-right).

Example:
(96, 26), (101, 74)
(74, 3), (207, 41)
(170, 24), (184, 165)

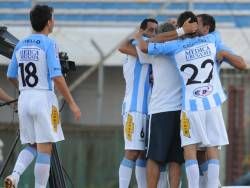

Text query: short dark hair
(140, 18), (158, 30)
(158, 22), (176, 33)
(177, 11), (197, 28)
(30, 4), (53, 32)
(197, 14), (216, 33)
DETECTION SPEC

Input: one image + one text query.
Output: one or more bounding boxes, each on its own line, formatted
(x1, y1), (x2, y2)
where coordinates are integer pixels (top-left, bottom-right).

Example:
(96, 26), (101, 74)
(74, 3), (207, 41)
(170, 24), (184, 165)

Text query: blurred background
(0, 0), (250, 187)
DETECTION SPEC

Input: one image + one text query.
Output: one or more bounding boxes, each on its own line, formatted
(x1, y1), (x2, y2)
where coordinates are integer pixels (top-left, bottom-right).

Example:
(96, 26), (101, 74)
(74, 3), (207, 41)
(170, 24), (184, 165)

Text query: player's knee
(37, 143), (53, 155)
(125, 150), (140, 160)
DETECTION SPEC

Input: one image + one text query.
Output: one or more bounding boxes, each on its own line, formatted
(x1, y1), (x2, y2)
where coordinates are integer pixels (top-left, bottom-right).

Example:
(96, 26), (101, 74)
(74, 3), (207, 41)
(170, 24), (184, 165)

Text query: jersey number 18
(19, 62), (38, 87)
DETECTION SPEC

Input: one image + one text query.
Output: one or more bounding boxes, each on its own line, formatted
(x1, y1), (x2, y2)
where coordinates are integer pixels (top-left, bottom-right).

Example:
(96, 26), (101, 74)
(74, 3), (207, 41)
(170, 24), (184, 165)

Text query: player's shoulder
(205, 31), (221, 40)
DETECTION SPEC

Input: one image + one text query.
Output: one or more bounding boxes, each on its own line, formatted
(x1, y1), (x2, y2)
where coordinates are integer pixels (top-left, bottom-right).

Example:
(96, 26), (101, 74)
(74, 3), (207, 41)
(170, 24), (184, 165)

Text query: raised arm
(118, 39), (137, 57)
(149, 18), (198, 42)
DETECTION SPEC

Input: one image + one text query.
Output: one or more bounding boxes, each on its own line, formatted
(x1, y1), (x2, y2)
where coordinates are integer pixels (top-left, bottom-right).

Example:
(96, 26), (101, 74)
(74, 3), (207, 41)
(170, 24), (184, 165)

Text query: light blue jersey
(7, 34), (62, 91)
(148, 32), (228, 111)
(122, 55), (152, 115)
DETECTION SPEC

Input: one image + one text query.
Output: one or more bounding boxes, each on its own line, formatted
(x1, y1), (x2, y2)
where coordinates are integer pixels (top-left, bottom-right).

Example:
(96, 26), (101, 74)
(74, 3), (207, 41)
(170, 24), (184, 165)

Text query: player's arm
(217, 51), (247, 70)
(133, 31), (178, 55)
(53, 76), (81, 120)
(118, 39), (137, 57)
(135, 46), (153, 64)
(149, 18), (198, 42)
(0, 88), (14, 102)
(47, 41), (81, 121)
(7, 48), (19, 88)
(214, 32), (247, 70)
(132, 30), (149, 53)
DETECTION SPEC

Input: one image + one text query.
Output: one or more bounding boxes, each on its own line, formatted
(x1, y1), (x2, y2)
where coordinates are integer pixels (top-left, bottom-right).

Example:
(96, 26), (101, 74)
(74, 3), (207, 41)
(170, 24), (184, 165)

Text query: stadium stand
(0, 0), (250, 27)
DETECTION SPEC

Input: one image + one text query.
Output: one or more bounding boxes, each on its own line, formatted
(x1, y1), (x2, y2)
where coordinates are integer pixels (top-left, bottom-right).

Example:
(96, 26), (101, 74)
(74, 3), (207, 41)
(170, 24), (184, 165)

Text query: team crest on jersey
(193, 84), (213, 98)
(181, 112), (191, 138)
(51, 105), (60, 132)
(185, 45), (211, 61)
(125, 114), (134, 141)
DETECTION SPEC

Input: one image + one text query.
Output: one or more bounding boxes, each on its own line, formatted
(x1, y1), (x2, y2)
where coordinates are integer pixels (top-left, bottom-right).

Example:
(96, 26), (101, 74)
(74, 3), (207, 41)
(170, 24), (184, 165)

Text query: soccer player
(134, 11), (246, 188)
(118, 18), (158, 188)
(4, 4), (81, 188)
(196, 13), (247, 188)
(137, 22), (184, 188)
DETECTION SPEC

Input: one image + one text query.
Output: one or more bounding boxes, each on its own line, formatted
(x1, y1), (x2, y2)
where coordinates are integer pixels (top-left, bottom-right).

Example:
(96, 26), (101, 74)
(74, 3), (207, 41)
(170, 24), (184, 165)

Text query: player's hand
(69, 102), (81, 121)
(9, 101), (18, 113)
(131, 29), (144, 40)
(182, 18), (198, 34)
(216, 51), (225, 64)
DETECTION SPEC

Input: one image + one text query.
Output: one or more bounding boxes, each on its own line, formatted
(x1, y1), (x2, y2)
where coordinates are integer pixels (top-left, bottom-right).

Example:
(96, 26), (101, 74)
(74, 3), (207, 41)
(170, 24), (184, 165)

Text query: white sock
(157, 165), (167, 188)
(34, 152), (51, 188)
(12, 146), (37, 180)
(207, 159), (219, 188)
(135, 159), (147, 188)
(185, 160), (199, 188)
(199, 161), (208, 188)
(119, 158), (135, 188)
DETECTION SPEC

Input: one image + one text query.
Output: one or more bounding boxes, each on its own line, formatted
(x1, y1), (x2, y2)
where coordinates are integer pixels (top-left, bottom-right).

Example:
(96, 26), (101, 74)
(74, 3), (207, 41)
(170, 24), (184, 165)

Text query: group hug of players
(118, 11), (247, 188)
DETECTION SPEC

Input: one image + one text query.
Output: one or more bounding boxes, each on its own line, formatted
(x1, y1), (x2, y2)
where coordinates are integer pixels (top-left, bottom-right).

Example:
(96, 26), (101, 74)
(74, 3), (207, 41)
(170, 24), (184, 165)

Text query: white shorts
(122, 112), (147, 150)
(180, 107), (229, 147)
(18, 90), (65, 144)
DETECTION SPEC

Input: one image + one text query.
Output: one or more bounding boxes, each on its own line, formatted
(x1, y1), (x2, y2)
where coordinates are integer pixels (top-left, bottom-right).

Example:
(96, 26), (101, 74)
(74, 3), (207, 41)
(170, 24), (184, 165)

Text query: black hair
(197, 14), (216, 33)
(140, 18), (158, 30)
(177, 11), (197, 28)
(30, 4), (53, 32)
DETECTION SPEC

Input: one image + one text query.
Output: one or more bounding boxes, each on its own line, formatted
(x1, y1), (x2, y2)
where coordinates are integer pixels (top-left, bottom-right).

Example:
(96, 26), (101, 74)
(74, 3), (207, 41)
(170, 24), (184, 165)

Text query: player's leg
(147, 159), (161, 188)
(4, 96), (36, 188)
(119, 112), (145, 188)
(146, 112), (173, 188)
(180, 110), (208, 188)
(135, 113), (148, 188)
(206, 147), (219, 188)
(135, 151), (147, 188)
(4, 145), (37, 188)
(168, 162), (182, 188)
(204, 107), (229, 188)
(197, 150), (208, 187)
(34, 92), (64, 188)
(183, 145), (199, 188)
(167, 110), (184, 188)
(34, 143), (52, 188)
(157, 165), (167, 188)
(119, 150), (139, 188)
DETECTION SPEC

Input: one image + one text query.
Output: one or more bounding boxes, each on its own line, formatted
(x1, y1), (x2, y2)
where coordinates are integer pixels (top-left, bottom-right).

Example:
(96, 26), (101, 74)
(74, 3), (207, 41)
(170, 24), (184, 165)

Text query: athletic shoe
(4, 175), (18, 188)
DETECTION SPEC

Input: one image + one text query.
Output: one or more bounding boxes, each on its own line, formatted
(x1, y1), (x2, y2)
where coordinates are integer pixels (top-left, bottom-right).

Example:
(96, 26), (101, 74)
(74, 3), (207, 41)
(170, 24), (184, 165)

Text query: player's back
(8, 34), (61, 92)
(122, 55), (151, 115)
(173, 33), (227, 111)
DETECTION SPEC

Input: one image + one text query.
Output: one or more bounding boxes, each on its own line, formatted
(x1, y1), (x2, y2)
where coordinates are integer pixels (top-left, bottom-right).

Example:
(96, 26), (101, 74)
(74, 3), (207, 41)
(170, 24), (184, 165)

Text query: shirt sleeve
(46, 40), (62, 78)
(7, 48), (18, 78)
(148, 40), (178, 56)
(136, 46), (153, 64)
